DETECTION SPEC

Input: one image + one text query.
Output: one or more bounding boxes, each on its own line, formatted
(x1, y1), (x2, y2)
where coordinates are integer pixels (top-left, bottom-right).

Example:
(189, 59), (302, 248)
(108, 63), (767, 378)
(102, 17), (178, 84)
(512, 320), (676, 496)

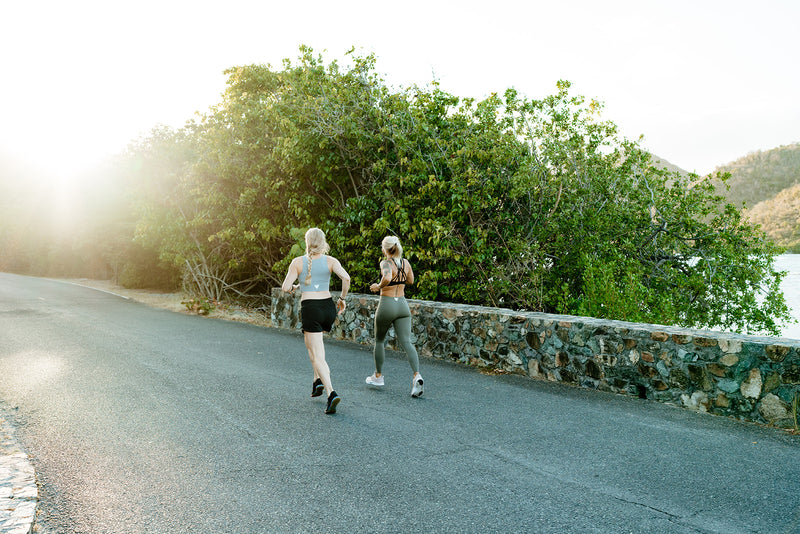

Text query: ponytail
(381, 235), (403, 260)
(304, 253), (313, 286)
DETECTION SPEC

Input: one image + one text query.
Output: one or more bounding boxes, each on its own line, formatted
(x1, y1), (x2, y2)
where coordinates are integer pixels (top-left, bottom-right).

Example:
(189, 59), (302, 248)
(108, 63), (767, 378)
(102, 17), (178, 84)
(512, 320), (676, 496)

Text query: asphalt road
(1, 272), (799, 534)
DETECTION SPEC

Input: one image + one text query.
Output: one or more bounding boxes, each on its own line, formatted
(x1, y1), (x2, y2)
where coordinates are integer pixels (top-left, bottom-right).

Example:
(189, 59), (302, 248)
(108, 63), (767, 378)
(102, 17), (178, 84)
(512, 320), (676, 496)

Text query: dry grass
(58, 279), (273, 328)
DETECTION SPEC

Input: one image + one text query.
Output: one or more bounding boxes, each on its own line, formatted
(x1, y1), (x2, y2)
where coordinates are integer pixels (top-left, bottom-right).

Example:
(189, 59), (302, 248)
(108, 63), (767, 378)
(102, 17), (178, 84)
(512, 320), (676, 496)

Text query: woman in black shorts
(281, 228), (350, 414)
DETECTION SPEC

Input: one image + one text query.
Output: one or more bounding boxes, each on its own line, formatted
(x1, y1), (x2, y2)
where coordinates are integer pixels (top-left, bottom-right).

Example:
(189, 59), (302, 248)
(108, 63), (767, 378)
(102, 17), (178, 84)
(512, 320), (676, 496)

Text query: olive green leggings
(373, 296), (419, 374)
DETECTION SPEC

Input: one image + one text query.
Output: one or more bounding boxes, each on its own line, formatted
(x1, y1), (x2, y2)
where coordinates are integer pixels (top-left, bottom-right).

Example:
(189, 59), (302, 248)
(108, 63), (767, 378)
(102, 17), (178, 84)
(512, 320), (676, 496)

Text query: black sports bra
(386, 259), (407, 286)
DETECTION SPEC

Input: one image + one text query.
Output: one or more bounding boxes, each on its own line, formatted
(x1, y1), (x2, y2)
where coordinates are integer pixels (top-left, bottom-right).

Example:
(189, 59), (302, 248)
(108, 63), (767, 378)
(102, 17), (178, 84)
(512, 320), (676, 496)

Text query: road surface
(0, 273), (798, 533)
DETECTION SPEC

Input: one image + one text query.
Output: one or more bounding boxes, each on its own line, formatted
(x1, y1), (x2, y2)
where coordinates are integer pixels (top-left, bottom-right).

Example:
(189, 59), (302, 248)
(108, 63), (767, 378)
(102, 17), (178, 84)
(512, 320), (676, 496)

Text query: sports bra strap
(387, 259), (407, 286)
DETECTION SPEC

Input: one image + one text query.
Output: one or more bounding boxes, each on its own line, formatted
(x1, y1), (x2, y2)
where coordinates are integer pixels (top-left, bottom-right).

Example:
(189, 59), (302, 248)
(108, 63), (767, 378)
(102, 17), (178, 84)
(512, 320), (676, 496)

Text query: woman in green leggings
(367, 236), (423, 397)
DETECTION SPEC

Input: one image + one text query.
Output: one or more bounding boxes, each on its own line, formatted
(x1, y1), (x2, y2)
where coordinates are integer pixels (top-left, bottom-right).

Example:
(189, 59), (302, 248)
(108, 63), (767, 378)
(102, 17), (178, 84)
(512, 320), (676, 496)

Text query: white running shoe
(411, 374), (424, 397)
(366, 374), (384, 386)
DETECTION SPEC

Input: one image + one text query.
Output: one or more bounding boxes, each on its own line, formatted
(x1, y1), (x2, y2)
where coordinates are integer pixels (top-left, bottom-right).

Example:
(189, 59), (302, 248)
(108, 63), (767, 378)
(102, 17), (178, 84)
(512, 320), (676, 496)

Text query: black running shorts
(300, 298), (337, 333)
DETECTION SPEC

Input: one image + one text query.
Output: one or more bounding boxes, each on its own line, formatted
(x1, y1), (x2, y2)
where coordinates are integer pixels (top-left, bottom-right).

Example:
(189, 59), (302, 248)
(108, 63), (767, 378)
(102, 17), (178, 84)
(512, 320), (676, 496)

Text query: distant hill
(649, 155), (689, 177)
(711, 143), (800, 209)
(707, 143), (800, 252)
(748, 183), (800, 252)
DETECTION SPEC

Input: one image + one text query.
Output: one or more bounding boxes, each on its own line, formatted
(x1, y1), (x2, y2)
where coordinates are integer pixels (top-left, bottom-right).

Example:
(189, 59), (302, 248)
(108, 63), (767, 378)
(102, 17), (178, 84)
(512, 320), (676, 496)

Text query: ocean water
(774, 253), (800, 340)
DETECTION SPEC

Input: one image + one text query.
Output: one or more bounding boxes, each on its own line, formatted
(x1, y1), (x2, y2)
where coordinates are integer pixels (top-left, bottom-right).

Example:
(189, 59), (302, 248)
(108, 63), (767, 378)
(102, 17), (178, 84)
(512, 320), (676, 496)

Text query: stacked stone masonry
(1, 415), (37, 534)
(271, 289), (800, 429)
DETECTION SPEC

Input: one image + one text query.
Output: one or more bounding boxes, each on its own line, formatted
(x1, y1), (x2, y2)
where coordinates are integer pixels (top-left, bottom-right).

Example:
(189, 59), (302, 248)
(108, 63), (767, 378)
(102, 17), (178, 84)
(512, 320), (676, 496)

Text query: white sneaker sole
(411, 378), (424, 397)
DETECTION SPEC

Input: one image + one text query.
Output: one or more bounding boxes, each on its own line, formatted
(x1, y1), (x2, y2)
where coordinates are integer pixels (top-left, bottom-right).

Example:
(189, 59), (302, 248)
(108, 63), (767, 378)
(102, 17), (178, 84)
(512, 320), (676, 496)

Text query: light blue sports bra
(299, 255), (330, 292)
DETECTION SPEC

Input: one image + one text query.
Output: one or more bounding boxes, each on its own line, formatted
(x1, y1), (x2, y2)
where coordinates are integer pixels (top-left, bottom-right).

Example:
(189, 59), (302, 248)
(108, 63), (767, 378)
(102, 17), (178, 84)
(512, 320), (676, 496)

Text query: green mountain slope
(707, 143), (800, 251)
(713, 143), (800, 208)
(748, 183), (800, 252)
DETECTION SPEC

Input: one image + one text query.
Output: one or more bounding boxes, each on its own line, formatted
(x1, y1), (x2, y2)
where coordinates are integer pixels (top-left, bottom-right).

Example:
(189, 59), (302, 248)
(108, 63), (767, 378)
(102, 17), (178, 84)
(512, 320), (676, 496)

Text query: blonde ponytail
(304, 252), (313, 286)
(381, 235), (403, 260)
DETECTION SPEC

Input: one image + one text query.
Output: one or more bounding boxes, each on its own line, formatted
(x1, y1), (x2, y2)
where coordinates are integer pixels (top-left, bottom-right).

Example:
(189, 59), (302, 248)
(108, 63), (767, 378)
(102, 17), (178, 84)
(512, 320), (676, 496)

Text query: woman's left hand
(336, 299), (346, 314)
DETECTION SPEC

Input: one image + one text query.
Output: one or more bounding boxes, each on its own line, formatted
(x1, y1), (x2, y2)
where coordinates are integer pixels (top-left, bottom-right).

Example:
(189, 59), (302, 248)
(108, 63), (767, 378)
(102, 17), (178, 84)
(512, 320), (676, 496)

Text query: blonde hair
(304, 228), (330, 285)
(382, 236), (403, 262)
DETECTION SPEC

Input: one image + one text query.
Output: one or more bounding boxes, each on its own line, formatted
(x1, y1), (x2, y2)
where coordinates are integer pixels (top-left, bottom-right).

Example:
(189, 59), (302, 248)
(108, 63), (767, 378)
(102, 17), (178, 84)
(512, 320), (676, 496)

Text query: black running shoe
(325, 391), (341, 414)
(311, 378), (324, 397)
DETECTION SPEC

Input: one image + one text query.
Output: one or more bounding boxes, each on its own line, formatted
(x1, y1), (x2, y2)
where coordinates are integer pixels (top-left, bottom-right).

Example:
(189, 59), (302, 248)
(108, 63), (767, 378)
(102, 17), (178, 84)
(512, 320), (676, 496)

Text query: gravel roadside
(55, 279), (273, 328)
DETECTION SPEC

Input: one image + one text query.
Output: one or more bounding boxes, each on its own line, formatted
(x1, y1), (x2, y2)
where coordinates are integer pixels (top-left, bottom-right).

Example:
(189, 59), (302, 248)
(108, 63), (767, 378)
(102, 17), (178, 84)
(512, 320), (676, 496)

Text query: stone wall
(271, 289), (800, 429)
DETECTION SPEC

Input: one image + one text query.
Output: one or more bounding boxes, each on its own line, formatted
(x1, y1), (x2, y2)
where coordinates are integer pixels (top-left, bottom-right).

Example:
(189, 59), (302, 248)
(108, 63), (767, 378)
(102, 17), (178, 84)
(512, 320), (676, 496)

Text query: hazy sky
(3, 0), (798, 182)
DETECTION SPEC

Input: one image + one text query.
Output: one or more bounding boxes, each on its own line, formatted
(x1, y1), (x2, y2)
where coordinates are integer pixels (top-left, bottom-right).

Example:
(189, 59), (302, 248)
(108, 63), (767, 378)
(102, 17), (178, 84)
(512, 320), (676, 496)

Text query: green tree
(120, 125), (196, 290)
(123, 46), (790, 335)
(329, 75), (791, 334)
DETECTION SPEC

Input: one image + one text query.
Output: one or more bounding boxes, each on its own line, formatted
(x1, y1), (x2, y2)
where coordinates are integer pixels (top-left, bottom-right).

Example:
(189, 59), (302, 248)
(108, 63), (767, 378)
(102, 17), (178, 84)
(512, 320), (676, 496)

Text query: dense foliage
(0, 47), (792, 334)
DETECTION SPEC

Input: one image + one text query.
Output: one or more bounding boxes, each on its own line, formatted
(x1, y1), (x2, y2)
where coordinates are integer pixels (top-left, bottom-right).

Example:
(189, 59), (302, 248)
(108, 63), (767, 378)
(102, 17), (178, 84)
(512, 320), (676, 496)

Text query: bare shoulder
(403, 258), (414, 283)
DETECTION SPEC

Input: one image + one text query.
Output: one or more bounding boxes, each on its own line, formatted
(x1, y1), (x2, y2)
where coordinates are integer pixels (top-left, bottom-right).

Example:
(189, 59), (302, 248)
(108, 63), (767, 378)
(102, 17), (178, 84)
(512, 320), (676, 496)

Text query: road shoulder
(54, 279), (272, 328)
(0, 413), (37, 534)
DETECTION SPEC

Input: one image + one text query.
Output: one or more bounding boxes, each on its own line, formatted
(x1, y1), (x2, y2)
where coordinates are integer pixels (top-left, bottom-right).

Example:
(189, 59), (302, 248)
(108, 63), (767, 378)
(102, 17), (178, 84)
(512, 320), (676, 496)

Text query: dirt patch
(58, 279), (273, 328)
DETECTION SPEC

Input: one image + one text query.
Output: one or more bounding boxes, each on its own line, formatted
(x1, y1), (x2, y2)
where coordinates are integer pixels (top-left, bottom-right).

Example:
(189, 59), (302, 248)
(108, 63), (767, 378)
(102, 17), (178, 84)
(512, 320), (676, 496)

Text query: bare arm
(329, 257), (351, 298)
(281, 257), (302, 293)
(329, 257), (350, 313)
(370, 260), (394, 292)
(405, 260), (414, 286)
